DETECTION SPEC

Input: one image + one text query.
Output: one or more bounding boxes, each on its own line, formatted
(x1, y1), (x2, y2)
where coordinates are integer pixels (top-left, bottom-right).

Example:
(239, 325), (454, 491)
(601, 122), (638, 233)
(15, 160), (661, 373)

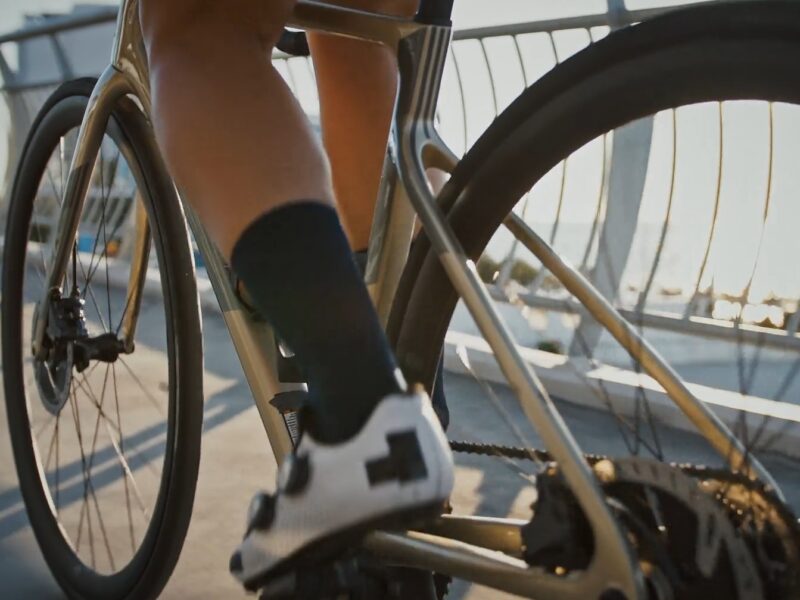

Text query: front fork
(32, 0), (151, 360)
(32, 67), (124, 360)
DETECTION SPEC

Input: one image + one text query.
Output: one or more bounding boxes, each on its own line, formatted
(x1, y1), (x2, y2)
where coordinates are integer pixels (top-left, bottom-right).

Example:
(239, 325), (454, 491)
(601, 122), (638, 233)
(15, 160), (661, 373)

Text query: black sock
(353, 249), (449, 431)
(231, 202), (404, 444)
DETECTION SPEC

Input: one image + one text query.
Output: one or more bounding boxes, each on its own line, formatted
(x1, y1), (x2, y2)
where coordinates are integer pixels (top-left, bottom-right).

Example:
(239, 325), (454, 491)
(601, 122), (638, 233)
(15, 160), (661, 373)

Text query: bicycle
(3, 0), (800, 598)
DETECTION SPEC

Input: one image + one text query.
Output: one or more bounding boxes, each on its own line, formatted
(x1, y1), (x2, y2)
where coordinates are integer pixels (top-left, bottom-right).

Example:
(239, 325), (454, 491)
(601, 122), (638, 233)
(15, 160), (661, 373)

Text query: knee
(139, 0), (295, 62)
(327, 0), (419, 18)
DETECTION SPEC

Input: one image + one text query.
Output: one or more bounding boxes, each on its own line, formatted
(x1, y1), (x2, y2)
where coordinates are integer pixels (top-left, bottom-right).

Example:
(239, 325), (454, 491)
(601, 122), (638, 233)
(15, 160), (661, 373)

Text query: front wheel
(2, 78), (204, 599)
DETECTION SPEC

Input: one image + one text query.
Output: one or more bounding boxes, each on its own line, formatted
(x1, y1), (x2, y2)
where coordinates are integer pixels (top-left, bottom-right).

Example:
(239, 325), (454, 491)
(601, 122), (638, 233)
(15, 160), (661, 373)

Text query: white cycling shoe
(229, 391), (454, 591)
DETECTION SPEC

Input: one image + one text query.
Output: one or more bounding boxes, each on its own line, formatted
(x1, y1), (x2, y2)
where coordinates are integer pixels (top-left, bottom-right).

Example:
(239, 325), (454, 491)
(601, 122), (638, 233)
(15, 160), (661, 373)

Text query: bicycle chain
(444, 439), (800, 599)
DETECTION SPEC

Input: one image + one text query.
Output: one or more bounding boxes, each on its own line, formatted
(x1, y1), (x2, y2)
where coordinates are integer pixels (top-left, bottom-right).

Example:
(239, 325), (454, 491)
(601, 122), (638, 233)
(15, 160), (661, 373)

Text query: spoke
(87, 477), (116, 572)
(114, 282), (136, 337)
(59, 135), (66, 200)
(102, 415), (152, 521)
(82, 144), (114, 291)
(773, 356), (800, 403)
(69, 386), (93, 564)
(67, 244), (111, 332)
(72, 374), (121, 437)
(84, 365), (112, 475)
(570, 307), (664, 459)
(81, 148), (126, 304)
(113, 362), (137, 551)
(452, 342), (542, 481)
(44, 419), (58, 470)
(68, 380), (115, 570)
(628, 312), (665, 460)
(103, 195), (113, 328)
(117, 357), (166, 416)
(742, 354), (799, 455)
(29, 260), (46, 288)
(75, 372), (160, 477)
(81, 204), (129, 299)
(32, 146), (66, 281)
(82, 205), (109, 298)
(78, 366), (154, 519)
(36, 414), (55, 442)
(84, 280), (111, 332)
(502, 273), (665, 459)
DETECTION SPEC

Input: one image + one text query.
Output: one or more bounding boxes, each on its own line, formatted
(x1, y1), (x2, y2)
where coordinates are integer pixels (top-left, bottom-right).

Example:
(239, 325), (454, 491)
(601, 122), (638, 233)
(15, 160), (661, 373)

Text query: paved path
(1, 306), (798, 599)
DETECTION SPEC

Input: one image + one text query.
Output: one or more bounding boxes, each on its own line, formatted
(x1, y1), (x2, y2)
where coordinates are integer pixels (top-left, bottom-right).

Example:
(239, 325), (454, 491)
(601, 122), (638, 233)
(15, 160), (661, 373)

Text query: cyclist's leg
(140, 0), (330, 257)
(139, 0), (452, 585)
(309, 0), (450, 428)
(306, 0), (418, 251)
(139, 0), (399, 442)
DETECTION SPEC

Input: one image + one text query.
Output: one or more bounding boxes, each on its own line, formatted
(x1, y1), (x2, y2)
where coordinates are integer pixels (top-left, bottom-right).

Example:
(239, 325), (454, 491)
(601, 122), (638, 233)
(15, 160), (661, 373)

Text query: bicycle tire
(390, 0), (800, 405)
(2, 78), (204, 599)
(388, 4), (800, 594)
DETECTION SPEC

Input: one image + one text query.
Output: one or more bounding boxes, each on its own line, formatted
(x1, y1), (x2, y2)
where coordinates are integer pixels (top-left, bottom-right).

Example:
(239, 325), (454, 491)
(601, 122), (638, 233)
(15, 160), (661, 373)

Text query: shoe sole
(241, 500), (444, 592)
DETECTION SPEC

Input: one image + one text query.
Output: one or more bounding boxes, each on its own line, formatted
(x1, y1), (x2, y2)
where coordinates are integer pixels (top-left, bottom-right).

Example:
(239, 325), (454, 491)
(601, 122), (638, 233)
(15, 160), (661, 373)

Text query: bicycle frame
(29, 0), (785, 597)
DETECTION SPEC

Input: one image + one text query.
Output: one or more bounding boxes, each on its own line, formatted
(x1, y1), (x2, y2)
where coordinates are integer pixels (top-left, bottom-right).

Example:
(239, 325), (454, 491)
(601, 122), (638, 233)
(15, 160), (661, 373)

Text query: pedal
(270, 390), (309, 445)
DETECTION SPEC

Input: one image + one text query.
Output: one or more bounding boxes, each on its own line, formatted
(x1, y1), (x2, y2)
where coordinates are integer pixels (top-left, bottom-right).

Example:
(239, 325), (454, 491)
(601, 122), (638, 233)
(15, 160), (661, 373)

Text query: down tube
(183, 204), (294, 464)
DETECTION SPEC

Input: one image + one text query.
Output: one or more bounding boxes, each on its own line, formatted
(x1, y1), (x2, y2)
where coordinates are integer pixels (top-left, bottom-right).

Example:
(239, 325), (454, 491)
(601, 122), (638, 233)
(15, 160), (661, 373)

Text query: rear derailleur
(521, 457), (800, 599)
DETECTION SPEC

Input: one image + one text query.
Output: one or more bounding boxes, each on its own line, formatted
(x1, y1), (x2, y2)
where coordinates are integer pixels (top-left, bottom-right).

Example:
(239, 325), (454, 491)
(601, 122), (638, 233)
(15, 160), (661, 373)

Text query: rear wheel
(391, 2), (800, 597)
(2, 78), (203, 599)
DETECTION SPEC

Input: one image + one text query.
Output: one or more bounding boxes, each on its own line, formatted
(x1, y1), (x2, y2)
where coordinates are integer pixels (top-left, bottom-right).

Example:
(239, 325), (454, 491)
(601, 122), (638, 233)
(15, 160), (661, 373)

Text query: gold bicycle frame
(30, 0), (786, 597)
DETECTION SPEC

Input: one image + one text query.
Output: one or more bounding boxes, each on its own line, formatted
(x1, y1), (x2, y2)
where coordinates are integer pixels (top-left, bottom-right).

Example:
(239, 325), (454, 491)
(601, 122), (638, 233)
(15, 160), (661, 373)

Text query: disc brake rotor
(33, 340), (74, 415)
(32, 290), (87, 415)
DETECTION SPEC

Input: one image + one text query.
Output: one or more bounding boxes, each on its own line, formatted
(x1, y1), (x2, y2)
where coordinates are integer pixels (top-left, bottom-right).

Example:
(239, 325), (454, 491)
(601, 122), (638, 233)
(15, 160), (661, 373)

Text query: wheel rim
(15, 107), (176, 578)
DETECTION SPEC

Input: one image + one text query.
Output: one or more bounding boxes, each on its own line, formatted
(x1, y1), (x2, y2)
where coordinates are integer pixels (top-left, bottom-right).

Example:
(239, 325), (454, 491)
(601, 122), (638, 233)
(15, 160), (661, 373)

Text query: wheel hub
(32, 289), (125, 415)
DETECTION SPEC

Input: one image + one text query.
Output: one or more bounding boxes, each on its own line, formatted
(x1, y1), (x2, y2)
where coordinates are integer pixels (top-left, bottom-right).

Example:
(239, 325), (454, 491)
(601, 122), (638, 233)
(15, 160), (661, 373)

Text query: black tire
(386, 4), (800, 596)
(390, 0), (800, 398)
(2, 78), (204, 599)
